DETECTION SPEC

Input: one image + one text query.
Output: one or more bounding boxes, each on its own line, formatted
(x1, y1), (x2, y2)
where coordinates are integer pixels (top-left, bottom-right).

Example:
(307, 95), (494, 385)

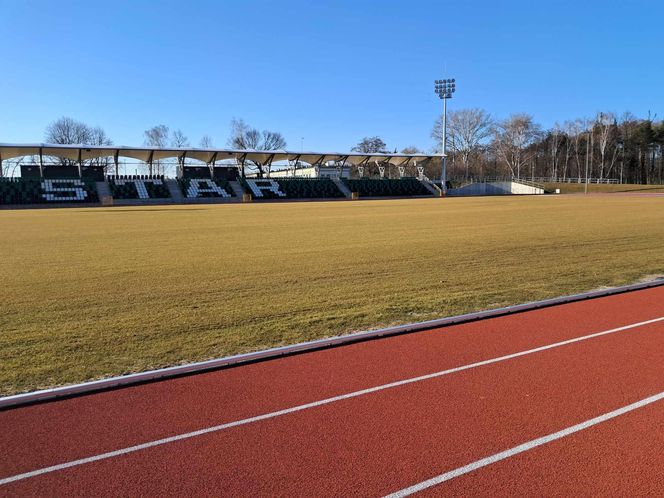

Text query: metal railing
(455, 176), (545, 190)
(529, 177), (620, 184)
(420, 176), (443, 195)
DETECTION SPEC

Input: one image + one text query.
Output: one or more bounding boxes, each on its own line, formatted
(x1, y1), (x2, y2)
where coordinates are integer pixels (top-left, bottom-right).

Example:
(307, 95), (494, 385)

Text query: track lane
(3, 312), (664, 496)
(419, 394), (664, 497)
(3, 286), (664, 479)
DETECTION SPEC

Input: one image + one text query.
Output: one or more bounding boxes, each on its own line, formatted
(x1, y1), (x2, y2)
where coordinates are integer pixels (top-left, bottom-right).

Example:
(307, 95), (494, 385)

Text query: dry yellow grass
(2, 195), (664, 395)
(544, 182), (664, 194)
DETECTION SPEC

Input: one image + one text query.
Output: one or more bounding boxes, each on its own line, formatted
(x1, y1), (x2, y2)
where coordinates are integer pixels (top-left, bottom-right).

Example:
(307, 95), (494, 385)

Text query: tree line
(430, 110), (664, 184)
(0, 117), (288, 178)
(3, 111), (662, 184)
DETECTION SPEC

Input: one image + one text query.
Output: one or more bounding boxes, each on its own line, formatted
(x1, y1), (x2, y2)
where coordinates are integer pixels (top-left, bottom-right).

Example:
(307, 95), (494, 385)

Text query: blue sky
(1, 0), (662, 152)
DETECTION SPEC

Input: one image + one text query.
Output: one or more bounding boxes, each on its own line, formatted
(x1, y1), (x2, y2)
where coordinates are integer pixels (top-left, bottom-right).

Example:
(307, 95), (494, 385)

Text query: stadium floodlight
(434, 77), (456, 194)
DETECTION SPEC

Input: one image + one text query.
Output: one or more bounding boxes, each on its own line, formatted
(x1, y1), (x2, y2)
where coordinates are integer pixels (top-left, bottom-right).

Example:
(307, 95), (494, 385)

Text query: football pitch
(3, 195), (664, 395)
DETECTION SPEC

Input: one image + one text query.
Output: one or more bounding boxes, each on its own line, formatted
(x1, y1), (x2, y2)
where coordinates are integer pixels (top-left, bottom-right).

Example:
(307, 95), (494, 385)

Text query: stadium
(0, 143), (443, 205)
(3, 2), (664, 497)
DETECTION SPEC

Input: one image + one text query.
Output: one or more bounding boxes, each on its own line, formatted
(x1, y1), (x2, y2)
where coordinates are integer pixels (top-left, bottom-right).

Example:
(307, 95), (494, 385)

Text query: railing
(529, 177), (620, 184)
(511, 178), (546, 190)
(421, 176), (442, 194)
(455, 176), (623, 188)
(457, 176), (545, 190)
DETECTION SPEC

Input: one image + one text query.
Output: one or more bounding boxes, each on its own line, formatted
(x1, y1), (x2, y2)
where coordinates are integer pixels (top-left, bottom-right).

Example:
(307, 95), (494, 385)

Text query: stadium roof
(0, 143), (439, 166)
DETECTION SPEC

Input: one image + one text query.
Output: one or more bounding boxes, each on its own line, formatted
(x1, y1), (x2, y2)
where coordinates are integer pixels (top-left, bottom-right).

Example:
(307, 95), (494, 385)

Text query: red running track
(3, 286), (664, 496)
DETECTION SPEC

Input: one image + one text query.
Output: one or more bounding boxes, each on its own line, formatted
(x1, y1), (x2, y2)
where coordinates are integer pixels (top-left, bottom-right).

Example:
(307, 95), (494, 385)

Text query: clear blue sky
(1, 0), (662, 152)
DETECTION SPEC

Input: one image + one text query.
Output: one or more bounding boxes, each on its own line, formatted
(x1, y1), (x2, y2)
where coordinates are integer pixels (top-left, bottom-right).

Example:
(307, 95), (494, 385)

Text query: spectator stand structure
(0, 143), (441, 207)
(0, 177), (99, 206)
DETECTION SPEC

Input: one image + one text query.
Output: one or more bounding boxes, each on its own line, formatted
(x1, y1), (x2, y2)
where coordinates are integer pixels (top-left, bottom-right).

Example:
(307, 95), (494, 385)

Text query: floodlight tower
(434, 78), (455, 194)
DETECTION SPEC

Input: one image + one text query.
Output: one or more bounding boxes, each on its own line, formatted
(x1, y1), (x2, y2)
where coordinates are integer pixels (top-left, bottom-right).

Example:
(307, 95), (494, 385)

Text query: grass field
(544, 182), (664, 194)
(3, 195), (664, 396)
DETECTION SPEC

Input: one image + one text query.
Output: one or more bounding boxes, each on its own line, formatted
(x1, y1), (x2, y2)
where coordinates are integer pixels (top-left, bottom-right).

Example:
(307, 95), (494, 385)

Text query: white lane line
(384, 389), (664, 497)
(2, 316), (664, 486)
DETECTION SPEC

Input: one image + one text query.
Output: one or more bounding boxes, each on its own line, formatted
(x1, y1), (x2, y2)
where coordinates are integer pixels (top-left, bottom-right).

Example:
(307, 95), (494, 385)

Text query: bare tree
(229, 119), (258, 151)
(227, 118), (287, 177)
(144, 125), (169, 148)
(87, 126), (114, 173)
(170, 130), (190, 175)
(351, 137), (388, 154)
(199, 135), (214, 149)
(567, 119), (589, 181)
(44, 117), (113, 168)
(262, 131), (287, 152)
(1, 157), (24, 177)
(492, 114), (542, 178)
(171, 129), (190, 148)
(594, 112), (617, 180)
(143, 125), (169, 175)
(560, 121), (575, 180)
(46, 117), (90, 147)
(433, 108), (493, 180)
(548, 123), (564, 180)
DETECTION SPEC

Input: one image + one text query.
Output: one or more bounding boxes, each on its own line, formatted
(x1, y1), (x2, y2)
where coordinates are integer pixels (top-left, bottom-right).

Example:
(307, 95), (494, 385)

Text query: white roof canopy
(0, 143), (439, 167)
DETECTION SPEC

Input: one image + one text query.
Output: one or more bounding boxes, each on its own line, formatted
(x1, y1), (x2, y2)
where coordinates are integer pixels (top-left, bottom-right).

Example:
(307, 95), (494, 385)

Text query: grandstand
(0, 143), (442, 206)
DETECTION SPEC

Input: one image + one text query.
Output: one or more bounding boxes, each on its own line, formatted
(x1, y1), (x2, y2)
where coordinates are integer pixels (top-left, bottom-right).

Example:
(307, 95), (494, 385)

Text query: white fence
(528, 177), (619, 184)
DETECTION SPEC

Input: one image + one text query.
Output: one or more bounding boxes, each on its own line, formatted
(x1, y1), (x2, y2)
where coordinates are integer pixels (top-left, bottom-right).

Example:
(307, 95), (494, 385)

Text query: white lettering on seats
(114, 179), (163, 199)
(186, 179), (230, 198)
(41, 179), (88, 202)
(245, 179), (285, 198)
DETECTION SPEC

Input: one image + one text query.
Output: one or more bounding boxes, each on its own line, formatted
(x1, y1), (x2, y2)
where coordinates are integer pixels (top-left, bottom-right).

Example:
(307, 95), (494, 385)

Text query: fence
(459, 176), (619, 186)
(529, 177), (619, 184)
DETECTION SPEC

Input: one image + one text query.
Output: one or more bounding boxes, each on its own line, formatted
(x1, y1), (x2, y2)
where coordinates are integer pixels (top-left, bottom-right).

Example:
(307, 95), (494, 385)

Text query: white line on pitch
(384, 389), (664, 497)
(2, 316), (664, 486)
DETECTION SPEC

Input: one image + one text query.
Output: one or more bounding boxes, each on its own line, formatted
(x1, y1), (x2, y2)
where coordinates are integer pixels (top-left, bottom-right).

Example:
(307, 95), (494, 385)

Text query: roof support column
(339, 156), (348, 179)
(265, 153), (276, 178)
(114, 151), (120, 177)
(292, 154), (301, 177)
(209, 152), (218, 179)
(376, 160), (385, 179)
(77, 148), (83, 178)
(39, 148), (44, 178)
(178, 151), (187, 178)
(147, 151), (154, 177)
(385, 156), (394, 179)
(239, 153), (247, 178)
(0, 152), (3, 177)
(415, 160), (424, 180)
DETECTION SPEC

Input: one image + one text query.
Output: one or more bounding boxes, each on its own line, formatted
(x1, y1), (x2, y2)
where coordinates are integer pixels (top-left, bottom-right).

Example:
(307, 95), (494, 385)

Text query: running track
(3, 286), (664, 497)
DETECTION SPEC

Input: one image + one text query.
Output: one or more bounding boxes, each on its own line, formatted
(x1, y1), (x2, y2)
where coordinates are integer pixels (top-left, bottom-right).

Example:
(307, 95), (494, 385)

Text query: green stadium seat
(0, 178), (99, 205)
(177, 178), (234, 198)
(107, 176), (171, 199)
(342, 178), (432, 197)
(239, 177), (344, 199)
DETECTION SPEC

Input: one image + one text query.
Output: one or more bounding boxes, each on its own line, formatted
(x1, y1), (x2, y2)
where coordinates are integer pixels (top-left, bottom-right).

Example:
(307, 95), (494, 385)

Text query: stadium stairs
(332, 178), (352, 198)
(96, 181), (112, 204)
(418, 179), (441, 196)
(228, 181), (246, 198)
(165, 179), (184, 203)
